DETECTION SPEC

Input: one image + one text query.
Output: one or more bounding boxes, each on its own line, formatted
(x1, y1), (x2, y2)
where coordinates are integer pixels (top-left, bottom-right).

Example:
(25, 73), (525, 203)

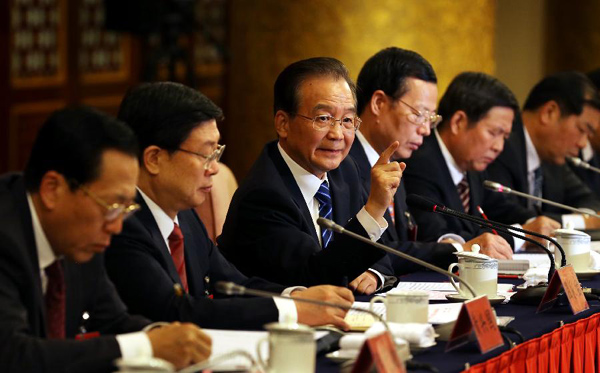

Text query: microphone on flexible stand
(484, 180), (600, 219)
(405, 194), (566, 305)
(316, 218), (478, 299)
(567, 156), (600, 175)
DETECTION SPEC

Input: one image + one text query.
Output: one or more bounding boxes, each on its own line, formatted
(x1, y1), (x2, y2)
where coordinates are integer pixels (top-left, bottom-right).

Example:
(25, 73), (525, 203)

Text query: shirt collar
(356, 130), (380, 167)
(27, 193), (56, 271)
(582, 141), (594, 162)
(277, 142), (328, 206)
(435, 129), (465, 185)
(523, 126), (541, 173)
(137, 188), (179, 243)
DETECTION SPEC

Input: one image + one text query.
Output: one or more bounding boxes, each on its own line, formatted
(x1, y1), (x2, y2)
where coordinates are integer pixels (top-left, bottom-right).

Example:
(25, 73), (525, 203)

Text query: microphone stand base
(509, 284), (548, 306)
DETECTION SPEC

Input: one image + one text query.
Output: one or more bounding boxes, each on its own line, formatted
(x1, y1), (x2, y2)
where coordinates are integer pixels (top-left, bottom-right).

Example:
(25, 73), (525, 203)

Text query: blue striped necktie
(315, 180), (333, 248)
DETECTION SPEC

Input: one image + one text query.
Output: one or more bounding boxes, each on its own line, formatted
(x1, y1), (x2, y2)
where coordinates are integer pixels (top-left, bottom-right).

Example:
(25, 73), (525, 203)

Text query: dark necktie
(457, 177), (470, 213)
(45, 259), (65, 339)
(315, 181), (333, 248)
(530, 167), (543, 210)
(168, 223), (189, 293)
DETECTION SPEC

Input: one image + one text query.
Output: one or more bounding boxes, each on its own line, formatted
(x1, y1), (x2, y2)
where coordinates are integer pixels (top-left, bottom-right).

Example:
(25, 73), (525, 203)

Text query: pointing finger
(375, 141), (400, 166)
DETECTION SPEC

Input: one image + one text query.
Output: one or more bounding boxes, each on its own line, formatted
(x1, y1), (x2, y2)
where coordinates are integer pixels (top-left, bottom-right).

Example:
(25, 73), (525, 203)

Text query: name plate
(446, 295), (503, 354)
(352, 332), (406, 373)
(538, 265), (589, 314)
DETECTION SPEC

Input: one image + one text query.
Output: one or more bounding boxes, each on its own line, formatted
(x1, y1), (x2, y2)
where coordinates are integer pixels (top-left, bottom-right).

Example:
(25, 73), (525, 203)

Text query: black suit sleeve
(105, 218), (280, 330)
(218, 184), (385, 287)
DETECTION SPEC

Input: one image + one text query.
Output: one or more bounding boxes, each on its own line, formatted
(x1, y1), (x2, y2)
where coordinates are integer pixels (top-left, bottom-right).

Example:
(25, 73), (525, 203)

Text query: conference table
(316, 271), (600, 373)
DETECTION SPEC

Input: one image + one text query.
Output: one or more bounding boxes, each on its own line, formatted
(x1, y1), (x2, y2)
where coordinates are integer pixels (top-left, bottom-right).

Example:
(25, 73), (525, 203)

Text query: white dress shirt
(522, 126), (584, 229)
(433, 130), (468, 250)
(26, 194), (153, 359)
(137, 189), (299, 323)
(277, 142), (387, 287)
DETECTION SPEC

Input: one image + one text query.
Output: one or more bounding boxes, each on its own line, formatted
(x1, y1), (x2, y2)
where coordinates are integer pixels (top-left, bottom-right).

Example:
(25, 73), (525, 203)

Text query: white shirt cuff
(367, 268), (385, 291)
(273, 296), (298, 324)
(281, 286), (307, 296)
(357, 207), (387, 241)
(507, 224), (526, 252)
(115, 332), (153, 359)
(562, 214), (586, 229)
(437, 233), (464, 252)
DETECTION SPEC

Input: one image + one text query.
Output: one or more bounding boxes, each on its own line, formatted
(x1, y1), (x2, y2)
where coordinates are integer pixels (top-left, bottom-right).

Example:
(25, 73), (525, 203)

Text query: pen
(477, 205), (498, 235)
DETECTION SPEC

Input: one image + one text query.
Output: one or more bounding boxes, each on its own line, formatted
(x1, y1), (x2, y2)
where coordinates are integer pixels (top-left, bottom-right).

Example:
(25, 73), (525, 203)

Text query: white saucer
(326, 350), (358, 363)
(445, 293), (506, 305)
(576, 269), (600, 280)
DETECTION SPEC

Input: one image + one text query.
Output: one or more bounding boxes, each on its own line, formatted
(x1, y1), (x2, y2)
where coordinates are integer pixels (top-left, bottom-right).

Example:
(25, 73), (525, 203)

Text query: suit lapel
(177, 211), (205, 295)
(135, 194), (182, 285)
(10, 177), (47, 336)
(268, 143), (320, 243)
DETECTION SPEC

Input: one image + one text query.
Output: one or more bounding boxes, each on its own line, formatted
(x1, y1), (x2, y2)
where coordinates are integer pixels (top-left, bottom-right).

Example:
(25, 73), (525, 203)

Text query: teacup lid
(264, 322), (314, 335)
(553, 226), (590, 238)
(454, 244), (496, 262)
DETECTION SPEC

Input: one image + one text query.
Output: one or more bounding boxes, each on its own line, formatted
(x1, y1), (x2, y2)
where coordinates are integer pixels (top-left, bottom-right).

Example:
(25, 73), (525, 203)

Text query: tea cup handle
(369, 296), (387, 321)
(256, 337), (269, 371)
(448, 263), (467, 296)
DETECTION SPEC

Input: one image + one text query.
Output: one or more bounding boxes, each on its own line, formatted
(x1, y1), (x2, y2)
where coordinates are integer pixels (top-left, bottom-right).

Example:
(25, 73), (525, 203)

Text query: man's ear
(449, 110), (468, 135)
(274, 110), (291, 139)
(142, 146), (164, 175)
(37, 171), (68, 210)
(370, 90), (388, 118)
(539, 100), (561, 127)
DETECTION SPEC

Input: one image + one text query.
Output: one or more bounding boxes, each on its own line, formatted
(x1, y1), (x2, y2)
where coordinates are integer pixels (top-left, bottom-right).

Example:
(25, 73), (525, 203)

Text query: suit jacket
(485, 119), (600, 223)
(402, 135), (512, 245)
(0, 173), (149, 373)
(569, 149), (600, 200)
(218, 141), (389, 287)
(349, 140), (456, 272)
(105, 195), (282, 330)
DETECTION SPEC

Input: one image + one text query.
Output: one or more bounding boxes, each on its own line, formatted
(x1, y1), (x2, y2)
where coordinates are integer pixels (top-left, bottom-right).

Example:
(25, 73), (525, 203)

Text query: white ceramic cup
(256, 323), (315, 373)
(448, 260), (498, 298)
(554, 228), (591, 272)
(369, 290), (429, 323)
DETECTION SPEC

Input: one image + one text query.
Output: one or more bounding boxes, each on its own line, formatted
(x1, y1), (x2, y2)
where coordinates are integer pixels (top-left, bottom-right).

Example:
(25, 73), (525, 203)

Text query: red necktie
(45, 260), (65, 339)
(168, 223), (189, 293)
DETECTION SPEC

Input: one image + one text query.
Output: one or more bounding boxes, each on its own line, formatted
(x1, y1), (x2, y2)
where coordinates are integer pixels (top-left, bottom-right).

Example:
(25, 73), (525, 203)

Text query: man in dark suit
(486, 72), (600, 230)
(219, 57), (403, 294)
(0, 107), (211, 372)
(568, 69), (600, 199)
(403, 72), (549, 255)
(105, 82), (354, 331)
(351, 47), (508, 271)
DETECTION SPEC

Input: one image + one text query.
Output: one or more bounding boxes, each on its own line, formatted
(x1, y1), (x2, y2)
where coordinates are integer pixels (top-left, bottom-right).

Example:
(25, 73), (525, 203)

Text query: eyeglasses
(78, 185), (141, 222)
(396, 98), (442, 129)
(296, 114), (362, 132)
(176, 144), (226, 170)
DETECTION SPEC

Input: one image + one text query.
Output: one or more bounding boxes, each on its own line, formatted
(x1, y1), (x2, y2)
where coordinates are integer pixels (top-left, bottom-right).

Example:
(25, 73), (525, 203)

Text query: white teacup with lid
(448, 244), (498, 299)
(554, 226), (591, 272)
(256, 322), (316, 373)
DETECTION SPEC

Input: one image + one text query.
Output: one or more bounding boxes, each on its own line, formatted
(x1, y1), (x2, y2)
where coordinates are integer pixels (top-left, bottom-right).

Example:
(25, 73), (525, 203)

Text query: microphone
(484, 180), (600, 219)
(215, 281), (393, 335)
(316, 218), (478, 298)
(406, 194), (563, 305)
(568, 156), (600, 175)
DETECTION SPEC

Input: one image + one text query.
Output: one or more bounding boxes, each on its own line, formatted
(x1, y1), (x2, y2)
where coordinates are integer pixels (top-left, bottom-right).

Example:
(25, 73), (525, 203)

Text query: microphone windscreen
(406, 194), (438, 212)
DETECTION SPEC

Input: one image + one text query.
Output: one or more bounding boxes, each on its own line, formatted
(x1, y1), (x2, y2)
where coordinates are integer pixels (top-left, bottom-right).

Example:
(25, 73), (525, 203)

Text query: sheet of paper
(391, 281), (456, 292)
(512, 253), (552, 268)
(202, 329), (329, 371)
